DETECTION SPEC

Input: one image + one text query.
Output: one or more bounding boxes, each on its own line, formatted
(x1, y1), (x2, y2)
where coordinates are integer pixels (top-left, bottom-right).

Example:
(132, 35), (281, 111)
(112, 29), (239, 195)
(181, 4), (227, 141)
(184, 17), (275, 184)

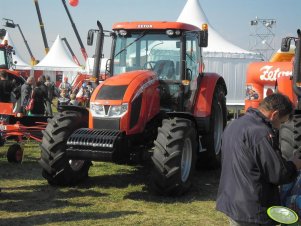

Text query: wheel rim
(181, 138), (192, 182)
(69, 160), (85, 171)
(214, 102), (223, 155)
(16, 149), (23, 162)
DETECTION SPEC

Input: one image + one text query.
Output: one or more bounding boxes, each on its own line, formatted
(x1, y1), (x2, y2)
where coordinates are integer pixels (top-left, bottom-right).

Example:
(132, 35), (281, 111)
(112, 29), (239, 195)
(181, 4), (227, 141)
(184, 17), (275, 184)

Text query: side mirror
(198, 30), (208, 47)
(185, 68), (192, 81)
(281, 37), (291, 52)
(105, 59), (111, 76)
(87, 30), (94, 46)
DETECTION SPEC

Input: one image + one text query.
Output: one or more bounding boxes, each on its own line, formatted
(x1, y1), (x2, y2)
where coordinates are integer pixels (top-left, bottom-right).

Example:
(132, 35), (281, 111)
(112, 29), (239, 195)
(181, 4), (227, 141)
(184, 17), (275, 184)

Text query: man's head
(46, 75), (50, 81)
(26, 76), (35, 85)
(63, 76), (68, 82)
(258, 93), (293, 129)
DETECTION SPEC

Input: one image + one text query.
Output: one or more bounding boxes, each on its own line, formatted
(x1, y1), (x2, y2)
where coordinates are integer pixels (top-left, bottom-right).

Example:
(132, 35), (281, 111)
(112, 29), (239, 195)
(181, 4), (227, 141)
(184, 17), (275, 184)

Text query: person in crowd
(59, 76), (72, 98)
(19, 76), (35, 114)
(69, 93), (79, 106)
(30, 78), (48, 115)
(57, 89), (70, 111)
(76, 81), (93, 107)
(216, 93), (301, 226)
(44, 75), (59, 116)
(0, 70), (16, 102)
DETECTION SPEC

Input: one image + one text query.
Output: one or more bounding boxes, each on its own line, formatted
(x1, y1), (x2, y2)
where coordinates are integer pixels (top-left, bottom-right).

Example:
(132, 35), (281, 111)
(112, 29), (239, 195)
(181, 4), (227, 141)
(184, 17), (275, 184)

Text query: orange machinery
(39, 21), (228, 196)
(245, 42), (296, 110)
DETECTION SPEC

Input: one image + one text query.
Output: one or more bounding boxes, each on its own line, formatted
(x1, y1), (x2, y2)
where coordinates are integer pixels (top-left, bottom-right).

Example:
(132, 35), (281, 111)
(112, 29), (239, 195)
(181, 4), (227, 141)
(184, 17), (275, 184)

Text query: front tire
(151, 118), (197, 196)
(39, 110), (91, 186)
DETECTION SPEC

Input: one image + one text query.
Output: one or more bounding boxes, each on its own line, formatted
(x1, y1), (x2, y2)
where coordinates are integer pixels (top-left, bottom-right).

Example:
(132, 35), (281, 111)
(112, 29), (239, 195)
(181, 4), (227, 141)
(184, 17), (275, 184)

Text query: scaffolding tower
(249, 17), (276, 61)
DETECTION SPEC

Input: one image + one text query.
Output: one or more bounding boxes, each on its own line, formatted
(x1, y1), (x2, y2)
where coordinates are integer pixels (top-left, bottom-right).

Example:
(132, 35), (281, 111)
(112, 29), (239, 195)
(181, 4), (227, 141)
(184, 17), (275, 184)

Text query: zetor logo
(259, 65), (292, 81)
(137, 24), (153, 28)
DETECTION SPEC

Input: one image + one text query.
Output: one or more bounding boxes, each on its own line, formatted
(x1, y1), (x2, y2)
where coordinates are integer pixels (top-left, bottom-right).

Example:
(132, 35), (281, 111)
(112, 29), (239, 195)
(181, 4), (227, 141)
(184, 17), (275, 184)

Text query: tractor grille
(93, 117), (120, 130)
(66, 128), (125, 161)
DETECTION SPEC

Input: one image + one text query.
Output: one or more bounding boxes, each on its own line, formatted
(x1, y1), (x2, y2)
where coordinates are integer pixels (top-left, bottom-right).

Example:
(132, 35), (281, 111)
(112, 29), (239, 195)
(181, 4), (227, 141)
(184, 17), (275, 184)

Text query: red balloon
(69, 0), (79, 7)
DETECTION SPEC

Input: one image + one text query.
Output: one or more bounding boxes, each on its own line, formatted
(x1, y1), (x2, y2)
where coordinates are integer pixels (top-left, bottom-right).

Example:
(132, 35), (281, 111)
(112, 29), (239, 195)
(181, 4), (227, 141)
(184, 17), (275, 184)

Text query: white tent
(177, 0), (263, 109)
(34, 35), (82, 82)
(1, 32), (32, 70)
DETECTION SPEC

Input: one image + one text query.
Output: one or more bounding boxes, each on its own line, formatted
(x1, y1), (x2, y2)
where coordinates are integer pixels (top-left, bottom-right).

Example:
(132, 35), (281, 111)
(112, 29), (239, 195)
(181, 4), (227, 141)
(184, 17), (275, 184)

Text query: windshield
(0, 49), (8, 69)
(113, 32), (181, 80)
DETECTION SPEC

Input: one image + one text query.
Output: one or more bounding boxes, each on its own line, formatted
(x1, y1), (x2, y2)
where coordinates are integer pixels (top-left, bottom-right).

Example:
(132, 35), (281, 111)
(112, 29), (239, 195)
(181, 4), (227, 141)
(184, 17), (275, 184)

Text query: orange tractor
(0, 42), (48, 163)
(39, 21), (227, 195)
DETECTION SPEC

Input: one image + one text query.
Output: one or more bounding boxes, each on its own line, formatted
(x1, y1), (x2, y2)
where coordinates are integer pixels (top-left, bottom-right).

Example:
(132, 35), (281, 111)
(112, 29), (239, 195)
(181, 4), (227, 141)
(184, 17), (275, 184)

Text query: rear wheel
(39, 110), (91, 186)
(151, 118), (197, 196)
(7, 143), (23, 163)
(198, 84), (227, 168)
(279, 114), (301, 160)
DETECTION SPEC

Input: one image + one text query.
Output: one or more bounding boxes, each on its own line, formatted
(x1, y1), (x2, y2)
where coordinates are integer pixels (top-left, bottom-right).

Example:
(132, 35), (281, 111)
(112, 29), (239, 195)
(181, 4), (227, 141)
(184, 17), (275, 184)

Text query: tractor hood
(90, 70), (158, 104)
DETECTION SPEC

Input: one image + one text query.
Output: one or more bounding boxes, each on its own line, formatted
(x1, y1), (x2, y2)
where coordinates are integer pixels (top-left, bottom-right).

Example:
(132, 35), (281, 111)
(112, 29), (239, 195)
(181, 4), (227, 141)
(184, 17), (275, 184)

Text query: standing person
(58, 76), (72, 97)
(0, 70), (16, 102)
(20, 76), (35, 114)
(31, 79), (48, 115)
(216, 93), (301, 226)
(44, 76), (54, 116)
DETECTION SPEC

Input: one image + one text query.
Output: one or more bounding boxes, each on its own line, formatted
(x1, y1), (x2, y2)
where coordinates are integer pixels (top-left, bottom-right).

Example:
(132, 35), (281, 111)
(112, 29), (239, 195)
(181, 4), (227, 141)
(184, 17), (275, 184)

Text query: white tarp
(177, 0), (263, 107)
(34, 35), (82, 82)
(85, 57), (108, 74)
(1, 32), (32, 70)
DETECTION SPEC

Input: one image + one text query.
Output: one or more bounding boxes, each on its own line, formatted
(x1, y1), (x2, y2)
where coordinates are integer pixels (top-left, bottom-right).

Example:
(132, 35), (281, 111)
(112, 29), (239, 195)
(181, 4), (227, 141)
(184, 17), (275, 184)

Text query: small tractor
(0, 41), (48, 163)
(39, 21), (227, 195)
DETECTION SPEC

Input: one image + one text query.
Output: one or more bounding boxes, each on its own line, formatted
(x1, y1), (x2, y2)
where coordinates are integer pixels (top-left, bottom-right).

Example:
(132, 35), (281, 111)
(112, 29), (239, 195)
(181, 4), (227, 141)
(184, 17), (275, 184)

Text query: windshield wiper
(114, 31), (147, 57)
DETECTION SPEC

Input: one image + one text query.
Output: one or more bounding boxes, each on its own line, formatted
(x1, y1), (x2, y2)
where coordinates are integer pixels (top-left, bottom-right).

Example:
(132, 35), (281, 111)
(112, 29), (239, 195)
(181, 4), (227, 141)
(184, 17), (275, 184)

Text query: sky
(0, 0), (301, 65)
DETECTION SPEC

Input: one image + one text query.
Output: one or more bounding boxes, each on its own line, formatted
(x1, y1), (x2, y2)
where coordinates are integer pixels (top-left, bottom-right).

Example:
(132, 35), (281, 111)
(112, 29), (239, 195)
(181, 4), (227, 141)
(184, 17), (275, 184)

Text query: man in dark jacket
(19, 76), (35, 114)
(216, 93), (301, 226)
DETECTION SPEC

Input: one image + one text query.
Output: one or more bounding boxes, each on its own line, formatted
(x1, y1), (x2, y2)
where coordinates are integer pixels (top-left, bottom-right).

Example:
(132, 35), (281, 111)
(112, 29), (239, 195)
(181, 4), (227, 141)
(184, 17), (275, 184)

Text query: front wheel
(39, 110), (91, 186)
(150, 118), (197, 196)
(7, 143), (23, 163)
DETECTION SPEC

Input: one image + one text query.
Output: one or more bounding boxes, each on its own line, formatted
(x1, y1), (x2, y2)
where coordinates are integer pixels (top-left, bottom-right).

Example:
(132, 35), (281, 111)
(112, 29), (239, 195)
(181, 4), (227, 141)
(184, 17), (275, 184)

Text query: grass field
(0, 142), (228, 226)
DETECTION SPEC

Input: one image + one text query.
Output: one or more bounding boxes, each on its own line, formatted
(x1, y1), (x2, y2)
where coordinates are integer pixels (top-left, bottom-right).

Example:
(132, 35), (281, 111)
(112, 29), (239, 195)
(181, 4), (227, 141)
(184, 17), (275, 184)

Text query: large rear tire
(279, 114), (301, 160)
(39, 110), (91, 186)
(198, 84), (227, 168)
(151, 118), (197, 196)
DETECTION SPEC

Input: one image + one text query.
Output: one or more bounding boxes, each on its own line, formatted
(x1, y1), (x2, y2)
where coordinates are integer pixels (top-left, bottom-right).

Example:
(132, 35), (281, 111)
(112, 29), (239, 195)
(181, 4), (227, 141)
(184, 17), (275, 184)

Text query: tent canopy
(1, 32), (32, 69)
(177, 0), (263, 107)
(34, 35), (81, 72)
(177, 0), (261, 59)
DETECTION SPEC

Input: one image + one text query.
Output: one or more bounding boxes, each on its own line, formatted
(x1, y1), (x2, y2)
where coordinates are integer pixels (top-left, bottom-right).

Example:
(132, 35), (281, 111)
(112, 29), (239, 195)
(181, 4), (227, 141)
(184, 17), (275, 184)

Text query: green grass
(0, 142), (228, 226)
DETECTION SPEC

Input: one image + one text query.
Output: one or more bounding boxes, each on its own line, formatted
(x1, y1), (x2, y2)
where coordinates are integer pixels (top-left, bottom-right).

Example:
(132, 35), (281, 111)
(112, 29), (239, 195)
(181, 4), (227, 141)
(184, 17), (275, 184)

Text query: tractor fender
(193, 73), (227, 118)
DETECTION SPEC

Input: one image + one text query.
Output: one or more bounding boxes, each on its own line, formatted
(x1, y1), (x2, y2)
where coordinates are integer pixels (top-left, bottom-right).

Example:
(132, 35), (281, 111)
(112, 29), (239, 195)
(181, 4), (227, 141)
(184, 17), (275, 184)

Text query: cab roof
(112, 21), (201, 31)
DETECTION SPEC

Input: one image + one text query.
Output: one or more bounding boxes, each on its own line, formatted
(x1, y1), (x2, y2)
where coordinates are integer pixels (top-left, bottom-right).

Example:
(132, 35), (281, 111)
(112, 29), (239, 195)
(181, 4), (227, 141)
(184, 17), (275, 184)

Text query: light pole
(3, 18), (37, 65)
(61, 0), (88, 62)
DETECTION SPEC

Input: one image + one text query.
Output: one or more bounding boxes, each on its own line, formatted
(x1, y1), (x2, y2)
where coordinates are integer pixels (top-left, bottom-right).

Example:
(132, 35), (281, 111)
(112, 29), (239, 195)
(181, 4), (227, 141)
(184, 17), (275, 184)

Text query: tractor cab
(0, 42), (15, 70)
(88, 21), (208, 112)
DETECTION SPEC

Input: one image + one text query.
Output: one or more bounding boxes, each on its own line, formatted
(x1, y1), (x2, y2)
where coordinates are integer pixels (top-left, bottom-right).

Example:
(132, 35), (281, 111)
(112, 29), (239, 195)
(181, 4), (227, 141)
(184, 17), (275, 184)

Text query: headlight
(90, 103), (105, 117)
(108, 103), (128, 117)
